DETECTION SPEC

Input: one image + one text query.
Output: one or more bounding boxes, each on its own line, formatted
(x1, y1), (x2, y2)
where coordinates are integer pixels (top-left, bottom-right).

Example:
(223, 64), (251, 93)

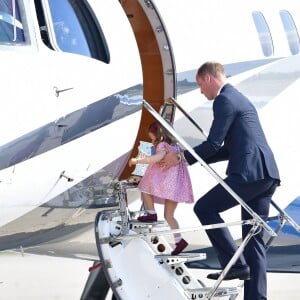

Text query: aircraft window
(252, 11), (274, 57)
(0, 0), (25, 43)
(279, 10), (300, 55)
(46, 0), (110, 63)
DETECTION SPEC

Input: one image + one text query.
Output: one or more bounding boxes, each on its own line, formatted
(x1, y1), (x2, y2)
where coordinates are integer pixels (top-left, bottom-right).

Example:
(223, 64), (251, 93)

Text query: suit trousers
(194, 176), (278, 300)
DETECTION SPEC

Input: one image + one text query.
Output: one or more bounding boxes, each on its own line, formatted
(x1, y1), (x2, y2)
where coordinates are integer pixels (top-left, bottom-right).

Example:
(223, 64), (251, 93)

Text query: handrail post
(206, 222), (260, 299)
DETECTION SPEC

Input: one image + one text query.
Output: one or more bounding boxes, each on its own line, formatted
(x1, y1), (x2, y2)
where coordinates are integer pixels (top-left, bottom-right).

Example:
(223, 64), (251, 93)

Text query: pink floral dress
(138, 142), (194, 204)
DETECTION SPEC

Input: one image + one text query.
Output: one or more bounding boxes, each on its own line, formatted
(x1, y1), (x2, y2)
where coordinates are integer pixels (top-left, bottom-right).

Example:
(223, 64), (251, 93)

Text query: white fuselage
(0, 0), (143, 227)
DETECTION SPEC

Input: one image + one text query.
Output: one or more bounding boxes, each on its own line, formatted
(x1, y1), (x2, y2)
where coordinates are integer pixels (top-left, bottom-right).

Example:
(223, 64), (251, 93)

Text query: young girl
(129, 121), (194, 255)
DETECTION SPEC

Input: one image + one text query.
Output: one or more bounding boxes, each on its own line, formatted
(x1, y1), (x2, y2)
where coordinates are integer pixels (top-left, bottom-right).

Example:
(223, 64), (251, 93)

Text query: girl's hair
(148, 121), (176, 147)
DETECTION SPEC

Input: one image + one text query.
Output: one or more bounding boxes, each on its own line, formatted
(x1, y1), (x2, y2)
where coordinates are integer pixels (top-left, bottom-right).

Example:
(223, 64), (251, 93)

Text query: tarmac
(1, 250), (300, 299)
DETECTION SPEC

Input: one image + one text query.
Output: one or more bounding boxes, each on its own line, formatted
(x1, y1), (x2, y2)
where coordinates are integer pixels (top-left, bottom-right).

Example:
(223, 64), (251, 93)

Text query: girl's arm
(129, 150), (167, 167)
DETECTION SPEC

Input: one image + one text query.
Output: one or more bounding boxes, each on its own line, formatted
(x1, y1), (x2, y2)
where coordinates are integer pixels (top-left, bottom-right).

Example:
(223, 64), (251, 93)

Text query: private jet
(1, 0), (300, 299)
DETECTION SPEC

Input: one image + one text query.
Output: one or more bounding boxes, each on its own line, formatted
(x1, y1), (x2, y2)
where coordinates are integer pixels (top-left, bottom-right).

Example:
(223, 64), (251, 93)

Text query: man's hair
(196, 61), (226, 79)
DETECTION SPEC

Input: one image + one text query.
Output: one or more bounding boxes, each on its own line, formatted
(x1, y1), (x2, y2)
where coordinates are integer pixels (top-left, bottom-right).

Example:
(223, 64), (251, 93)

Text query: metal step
(186, 286), (241, 299)
(155, 253), (207, 265)
(129, 219), (167, 226)
(129, 219), (168, 232)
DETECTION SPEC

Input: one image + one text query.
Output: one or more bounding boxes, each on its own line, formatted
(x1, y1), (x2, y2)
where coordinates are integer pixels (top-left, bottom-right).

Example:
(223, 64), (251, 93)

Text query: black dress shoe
(207, 266), (250, 281)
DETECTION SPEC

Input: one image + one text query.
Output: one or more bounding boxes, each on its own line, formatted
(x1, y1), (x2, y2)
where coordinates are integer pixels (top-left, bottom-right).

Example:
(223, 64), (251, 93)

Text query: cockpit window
(0, 0), (25, 43)
(37, 0), (110, 63)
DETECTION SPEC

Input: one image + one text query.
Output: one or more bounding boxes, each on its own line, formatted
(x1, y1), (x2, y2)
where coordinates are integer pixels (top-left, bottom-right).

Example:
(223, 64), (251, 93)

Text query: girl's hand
(129, 158), (138, 167)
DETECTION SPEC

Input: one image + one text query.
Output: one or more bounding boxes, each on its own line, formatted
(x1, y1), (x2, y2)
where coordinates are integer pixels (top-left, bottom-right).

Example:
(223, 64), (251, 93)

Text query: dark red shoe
(171, 238), (188, 255)
(137, 213), (157, 222)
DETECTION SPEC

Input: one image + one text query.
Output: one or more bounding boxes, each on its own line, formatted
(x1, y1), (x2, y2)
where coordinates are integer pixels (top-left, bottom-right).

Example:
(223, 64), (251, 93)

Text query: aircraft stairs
(94, 180), (244, 299)
(83, 99), (300, 300)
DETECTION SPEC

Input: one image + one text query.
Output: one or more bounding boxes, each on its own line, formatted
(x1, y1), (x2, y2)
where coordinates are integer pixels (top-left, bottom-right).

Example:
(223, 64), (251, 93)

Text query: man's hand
(160, 151), (179, 169)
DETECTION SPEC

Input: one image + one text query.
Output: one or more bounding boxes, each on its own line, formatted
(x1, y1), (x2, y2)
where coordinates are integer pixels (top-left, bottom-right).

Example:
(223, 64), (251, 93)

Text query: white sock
(146, 210), (156, 215)
(174, 236), (182, 244)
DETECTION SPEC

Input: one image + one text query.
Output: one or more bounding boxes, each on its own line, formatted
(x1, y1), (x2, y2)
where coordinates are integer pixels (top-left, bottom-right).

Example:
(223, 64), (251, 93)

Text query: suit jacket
(184, 83), (280, 183)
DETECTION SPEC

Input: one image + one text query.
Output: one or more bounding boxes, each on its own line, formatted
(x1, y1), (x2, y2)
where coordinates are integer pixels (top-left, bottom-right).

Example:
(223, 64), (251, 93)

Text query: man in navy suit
(164, 61), (280, 300)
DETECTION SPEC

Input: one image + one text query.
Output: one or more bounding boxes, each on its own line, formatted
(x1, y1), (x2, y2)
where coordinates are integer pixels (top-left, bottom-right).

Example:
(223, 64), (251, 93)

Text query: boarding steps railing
(141, 98), (300, 299)
(164, 96), (300, 245)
